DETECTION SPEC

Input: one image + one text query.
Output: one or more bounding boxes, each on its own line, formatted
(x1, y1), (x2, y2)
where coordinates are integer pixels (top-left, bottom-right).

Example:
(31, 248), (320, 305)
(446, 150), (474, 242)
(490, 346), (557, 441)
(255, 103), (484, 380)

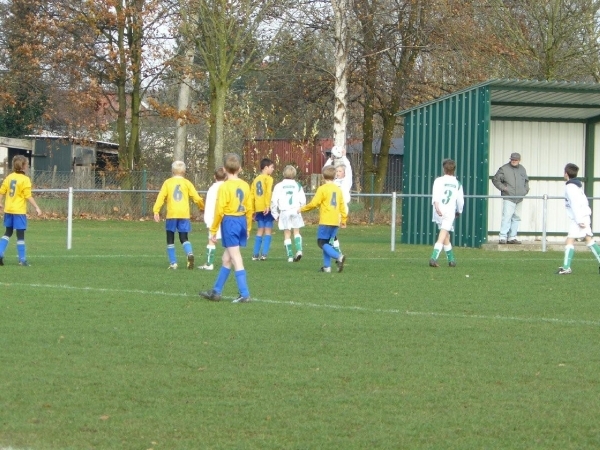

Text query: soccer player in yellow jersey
(250, 158), (274, 260)
(153, 161), (205, 269)
(200, 153), (253, 303)
(300, 165), (348, 273)
(0, 155), (42, 266)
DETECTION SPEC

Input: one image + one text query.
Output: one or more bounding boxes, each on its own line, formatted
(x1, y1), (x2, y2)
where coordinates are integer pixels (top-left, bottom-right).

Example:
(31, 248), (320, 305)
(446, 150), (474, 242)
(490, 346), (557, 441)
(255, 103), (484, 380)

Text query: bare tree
(485, 0), (600, 81)
(183, 0), (293, 170)
(32, 0), (173, 179)
(0, 0), (48, 137)
(349, 0), (502, 205)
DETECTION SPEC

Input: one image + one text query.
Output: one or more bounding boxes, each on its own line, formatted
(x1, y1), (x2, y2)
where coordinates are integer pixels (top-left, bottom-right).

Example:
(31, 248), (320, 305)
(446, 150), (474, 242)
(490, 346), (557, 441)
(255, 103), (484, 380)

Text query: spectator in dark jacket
(492, 153), (529, 244)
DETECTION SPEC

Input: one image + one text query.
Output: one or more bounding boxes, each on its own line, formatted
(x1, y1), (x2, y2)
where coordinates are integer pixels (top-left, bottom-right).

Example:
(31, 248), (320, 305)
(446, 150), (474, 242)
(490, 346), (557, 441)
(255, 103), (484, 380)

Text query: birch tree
(331, 0), (351, 150)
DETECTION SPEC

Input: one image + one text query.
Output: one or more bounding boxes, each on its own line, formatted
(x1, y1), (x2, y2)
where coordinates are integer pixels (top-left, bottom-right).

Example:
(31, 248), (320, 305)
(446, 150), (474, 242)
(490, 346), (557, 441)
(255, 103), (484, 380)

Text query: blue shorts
(165, 219), (191, 233)
(254, 211), (274, 229)
(221, 215), (247, 248)
(317, 225), (338, 241)
(4, 213), (27, 230)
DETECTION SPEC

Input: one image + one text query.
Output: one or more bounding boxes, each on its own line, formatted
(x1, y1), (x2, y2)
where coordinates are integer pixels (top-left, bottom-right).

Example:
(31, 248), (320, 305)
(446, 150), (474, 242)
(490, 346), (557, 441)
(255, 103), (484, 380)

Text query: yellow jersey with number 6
(153, 176), (204, 219)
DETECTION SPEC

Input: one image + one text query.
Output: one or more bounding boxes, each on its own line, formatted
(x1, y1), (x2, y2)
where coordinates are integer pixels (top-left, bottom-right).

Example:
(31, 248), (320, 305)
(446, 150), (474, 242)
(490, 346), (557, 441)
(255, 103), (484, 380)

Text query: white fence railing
(32, 188), (598, 252)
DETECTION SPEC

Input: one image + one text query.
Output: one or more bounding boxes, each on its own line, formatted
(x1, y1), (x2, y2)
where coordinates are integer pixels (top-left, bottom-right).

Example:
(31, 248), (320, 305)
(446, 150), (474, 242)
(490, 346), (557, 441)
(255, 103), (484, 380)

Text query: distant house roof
(347, 138), (404, 156)
(26, 134), (119, 153)
(396, 79), (600, 122)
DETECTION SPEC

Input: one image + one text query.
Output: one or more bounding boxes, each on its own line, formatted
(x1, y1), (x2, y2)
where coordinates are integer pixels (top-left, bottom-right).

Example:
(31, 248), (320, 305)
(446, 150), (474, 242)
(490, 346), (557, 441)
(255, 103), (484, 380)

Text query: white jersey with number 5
(432, 174), (464, 229)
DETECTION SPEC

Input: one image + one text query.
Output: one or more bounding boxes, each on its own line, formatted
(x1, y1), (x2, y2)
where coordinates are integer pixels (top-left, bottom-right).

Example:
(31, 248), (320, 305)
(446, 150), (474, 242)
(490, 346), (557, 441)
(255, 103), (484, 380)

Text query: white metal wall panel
(593, 123), (600, 235)
(488, 121), (585, 241)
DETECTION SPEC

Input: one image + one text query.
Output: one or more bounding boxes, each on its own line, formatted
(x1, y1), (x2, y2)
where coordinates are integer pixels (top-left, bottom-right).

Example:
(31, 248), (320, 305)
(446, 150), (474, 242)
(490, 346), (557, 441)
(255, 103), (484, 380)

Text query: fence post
(391, 192), (397, 252)
(542, 194), (548, 252)
(370, 174), (374, 224)
(141, 169), (147, 216)
(67, 187), (73, 250)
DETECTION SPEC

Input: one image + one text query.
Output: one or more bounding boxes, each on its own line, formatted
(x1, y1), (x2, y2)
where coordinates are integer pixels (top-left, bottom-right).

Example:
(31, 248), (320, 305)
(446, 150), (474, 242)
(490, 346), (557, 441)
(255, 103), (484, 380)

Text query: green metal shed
(396, 79), (600, 248)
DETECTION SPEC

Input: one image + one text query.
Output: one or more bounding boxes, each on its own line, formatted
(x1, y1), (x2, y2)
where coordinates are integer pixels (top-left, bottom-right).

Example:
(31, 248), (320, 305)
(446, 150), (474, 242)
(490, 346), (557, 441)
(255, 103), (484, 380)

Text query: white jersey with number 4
(432, 174), (464, 230)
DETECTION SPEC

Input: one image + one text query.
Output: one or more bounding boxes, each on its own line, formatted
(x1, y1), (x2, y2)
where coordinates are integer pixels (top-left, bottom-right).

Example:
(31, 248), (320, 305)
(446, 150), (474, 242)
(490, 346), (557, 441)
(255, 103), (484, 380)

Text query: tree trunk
(211, 80), (227, 171)
(173, 33), (196, 162)
(116, 2), (128, 172)
(372, 110), (396, 210)
(355, 0), (381, 207)
(332, 0), (350, 149)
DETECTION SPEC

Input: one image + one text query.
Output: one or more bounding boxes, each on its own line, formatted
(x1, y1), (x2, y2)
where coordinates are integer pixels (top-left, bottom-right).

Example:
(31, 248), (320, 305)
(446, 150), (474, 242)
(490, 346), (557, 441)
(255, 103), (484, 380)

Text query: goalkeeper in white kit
(270, 165), (307, 262)
(429, 159), (464, 267)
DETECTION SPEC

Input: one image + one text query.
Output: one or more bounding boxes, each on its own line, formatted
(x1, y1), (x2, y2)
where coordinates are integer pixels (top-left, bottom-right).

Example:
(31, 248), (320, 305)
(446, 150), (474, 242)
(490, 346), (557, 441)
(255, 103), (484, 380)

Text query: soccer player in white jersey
(329, 161), (351, 253)
(198, 166), (227, 270)
(270, 165), (307, 262)
(556, 163), (600, 275)
(429, 159), (464, 267)
(323, 145), (352, 196)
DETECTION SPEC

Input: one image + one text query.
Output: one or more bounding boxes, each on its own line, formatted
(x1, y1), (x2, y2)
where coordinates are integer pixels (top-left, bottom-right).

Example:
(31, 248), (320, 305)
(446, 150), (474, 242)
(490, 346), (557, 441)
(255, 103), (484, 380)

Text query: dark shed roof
(397, 79), (600, 122)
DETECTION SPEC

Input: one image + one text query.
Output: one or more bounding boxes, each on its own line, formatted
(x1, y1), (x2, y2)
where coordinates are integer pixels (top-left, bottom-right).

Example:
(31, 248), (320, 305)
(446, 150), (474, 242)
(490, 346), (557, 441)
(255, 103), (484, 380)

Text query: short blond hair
(224, 153), (241, 174)
(171, 160), (186, 175)
(322, 165), (336, 181)
(282, 165), (297, 179)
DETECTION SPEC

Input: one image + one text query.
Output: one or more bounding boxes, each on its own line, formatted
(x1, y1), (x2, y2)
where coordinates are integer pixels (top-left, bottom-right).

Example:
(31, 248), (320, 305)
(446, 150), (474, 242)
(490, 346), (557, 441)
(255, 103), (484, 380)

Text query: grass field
(1, 220), (600, 449)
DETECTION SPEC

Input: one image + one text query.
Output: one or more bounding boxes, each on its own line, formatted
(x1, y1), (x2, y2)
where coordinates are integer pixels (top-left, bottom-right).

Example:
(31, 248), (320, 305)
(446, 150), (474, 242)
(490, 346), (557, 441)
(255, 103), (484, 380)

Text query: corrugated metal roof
(397, 79), (600, 122)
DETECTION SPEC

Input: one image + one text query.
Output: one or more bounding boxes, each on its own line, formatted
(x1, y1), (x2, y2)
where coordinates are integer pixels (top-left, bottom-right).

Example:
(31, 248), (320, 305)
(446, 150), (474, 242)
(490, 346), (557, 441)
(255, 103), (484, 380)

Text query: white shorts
(206, 226), (222, 240)
(567, 217), (592, 239)
(277, 210), (305, 230)
(433, 213), (455, 232)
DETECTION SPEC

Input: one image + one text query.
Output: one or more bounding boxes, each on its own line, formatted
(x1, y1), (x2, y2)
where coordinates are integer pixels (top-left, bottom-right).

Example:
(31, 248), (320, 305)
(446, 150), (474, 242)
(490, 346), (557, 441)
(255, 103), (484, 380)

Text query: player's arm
(431, 180), (442, 215)
(492, 167), (506, 192)
(248, 183), (256, 219)
(338, 189), (348, 227)
(264, 177), (273, 213)
(0, 189), (5, 210)
(344, 159), (353, 185)
(243, 185), (253, 235)
(152, 183), (168, 218)
(569, 187), (588, 226)
(456, 185), (465, 215)
(187, 182), (205, 211)
(298, 184), (307, 207)
(300, 189), (322, 213)
(27, 196), (42, 216)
